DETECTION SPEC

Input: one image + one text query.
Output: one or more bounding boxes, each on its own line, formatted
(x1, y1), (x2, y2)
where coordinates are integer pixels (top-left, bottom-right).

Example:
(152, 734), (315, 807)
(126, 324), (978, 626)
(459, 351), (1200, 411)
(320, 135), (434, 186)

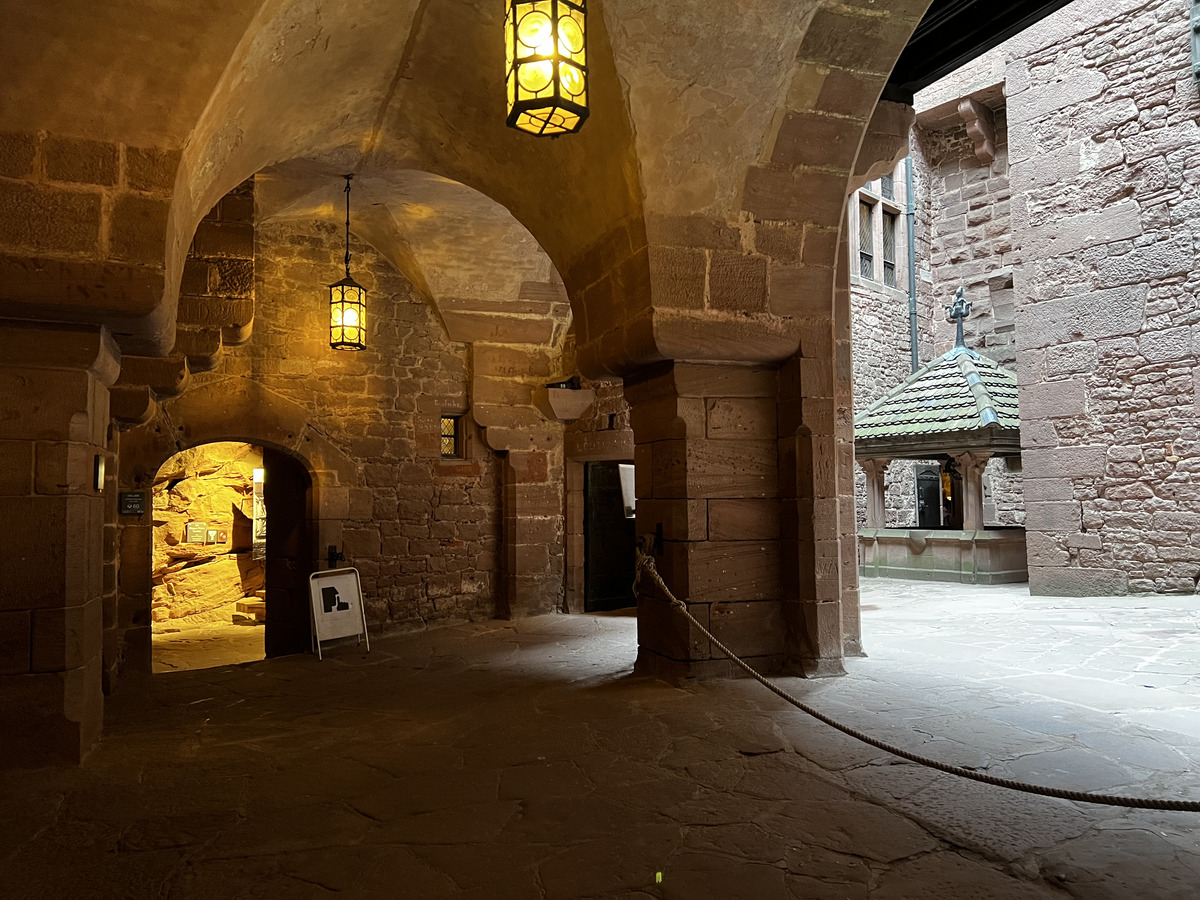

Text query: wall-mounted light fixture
(329, 174), (366, 351)
(505, 0), (589, 136)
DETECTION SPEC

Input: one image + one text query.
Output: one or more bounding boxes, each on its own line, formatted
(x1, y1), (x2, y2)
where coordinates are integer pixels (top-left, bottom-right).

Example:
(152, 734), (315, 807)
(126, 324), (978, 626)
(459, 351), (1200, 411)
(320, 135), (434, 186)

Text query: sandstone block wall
(914, 113), (1016, 367)
(0, 131), (175, 341)
(1008, 0), (1200, 594)
(209, 218), (503, 628)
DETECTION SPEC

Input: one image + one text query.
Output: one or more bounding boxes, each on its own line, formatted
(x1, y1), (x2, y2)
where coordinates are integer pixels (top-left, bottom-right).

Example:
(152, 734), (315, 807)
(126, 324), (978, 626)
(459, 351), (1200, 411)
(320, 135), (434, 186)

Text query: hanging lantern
(329, 174), (366, 351)
(505, 0), (589, 136)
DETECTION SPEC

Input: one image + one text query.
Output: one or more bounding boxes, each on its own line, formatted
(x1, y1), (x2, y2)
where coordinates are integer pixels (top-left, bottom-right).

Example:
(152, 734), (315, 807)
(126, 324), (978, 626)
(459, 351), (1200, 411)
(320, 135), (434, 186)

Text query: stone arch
(165, 0), (645, 368)
(727, 1), (932, 672)
(114, 378), (356, 680)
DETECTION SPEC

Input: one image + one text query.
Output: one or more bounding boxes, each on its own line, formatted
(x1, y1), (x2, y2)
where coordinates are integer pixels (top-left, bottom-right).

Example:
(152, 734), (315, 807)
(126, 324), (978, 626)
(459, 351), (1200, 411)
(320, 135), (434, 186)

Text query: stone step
(235, 599), (266, 621)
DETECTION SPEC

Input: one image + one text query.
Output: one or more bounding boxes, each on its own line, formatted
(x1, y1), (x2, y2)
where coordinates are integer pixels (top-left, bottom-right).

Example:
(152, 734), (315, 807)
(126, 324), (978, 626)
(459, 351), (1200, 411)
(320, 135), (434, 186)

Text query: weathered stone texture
(211, 218), (502, 629)
(1007, 0), (1200, 593)
(913, 108), (1015, 368)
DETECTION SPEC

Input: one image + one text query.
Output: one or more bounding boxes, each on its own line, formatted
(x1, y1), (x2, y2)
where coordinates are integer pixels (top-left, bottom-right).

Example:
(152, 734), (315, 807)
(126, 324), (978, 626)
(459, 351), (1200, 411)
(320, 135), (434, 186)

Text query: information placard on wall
(308, 567), (370, 660)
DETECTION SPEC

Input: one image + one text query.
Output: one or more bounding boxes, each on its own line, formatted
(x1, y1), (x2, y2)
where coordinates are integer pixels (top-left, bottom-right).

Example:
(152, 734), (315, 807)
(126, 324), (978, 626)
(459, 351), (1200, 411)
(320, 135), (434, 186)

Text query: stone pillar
(777, 226), (860, 674)
(858, 458), (892, 528)
(952, 450), (992, 531)
(0, 323), (119, 767)
(501, 448), (564, 617)
(626, 362), (783, 679)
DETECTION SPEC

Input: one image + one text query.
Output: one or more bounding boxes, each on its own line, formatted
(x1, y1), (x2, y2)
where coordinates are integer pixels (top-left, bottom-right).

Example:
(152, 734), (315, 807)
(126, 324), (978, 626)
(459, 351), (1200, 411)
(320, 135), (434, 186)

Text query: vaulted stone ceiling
(255, 162), (557, 335)
(2, 0), (933, 365)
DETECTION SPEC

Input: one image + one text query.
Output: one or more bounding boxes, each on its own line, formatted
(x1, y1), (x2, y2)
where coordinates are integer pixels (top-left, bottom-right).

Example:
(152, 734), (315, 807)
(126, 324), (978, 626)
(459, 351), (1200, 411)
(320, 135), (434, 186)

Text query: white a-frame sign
(308, 567), (370, 659)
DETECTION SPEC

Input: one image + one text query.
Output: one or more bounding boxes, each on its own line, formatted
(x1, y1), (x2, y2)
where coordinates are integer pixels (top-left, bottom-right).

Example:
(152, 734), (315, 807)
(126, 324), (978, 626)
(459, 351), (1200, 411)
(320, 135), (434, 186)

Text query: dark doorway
(942, 458), (965, 530)
(584, 461), (636, 612)
(916, 465), (941, 528)
(263, 447), (315, 657)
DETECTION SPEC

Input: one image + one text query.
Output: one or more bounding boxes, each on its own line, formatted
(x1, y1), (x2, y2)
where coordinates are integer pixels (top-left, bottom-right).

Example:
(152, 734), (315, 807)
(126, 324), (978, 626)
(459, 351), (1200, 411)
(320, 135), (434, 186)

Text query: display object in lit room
(329, 174), (366, 350)
(505, 0), (588, 136)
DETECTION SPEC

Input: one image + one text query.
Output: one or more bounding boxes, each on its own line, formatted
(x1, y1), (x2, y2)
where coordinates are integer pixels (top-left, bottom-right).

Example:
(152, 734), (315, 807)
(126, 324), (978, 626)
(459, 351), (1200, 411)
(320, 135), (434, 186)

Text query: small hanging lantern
(505, 0), (589, 136)
(329, 174), (366, 351)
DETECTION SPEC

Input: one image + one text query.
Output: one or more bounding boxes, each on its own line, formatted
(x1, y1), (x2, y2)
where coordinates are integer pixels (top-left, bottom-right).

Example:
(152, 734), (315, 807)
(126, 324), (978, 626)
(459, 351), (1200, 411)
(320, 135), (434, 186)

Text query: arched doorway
(151, 442), (313, 671)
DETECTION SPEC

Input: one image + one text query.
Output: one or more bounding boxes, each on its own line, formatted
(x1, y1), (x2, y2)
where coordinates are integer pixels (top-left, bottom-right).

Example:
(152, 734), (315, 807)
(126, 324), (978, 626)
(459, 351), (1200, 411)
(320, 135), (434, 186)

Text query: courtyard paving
(1, 578), (1198, 898)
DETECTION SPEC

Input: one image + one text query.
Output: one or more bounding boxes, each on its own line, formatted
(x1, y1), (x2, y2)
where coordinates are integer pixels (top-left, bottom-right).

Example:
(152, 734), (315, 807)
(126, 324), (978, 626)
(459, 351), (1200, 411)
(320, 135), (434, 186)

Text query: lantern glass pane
(518, 60), (553, 93)
(329, 282), (366, 350)
(560, 62), (585, 99)
(517, 10), (552, 53)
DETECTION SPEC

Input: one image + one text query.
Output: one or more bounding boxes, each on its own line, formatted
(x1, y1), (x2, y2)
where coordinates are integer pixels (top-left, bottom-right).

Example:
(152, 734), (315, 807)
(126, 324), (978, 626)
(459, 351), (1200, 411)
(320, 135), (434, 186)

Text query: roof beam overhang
(884, 0), (1077, 103)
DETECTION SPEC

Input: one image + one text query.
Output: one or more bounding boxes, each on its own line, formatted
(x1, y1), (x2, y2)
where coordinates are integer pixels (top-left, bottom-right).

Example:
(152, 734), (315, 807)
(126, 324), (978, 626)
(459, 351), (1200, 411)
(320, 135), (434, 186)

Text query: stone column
(0, 323), (119, 767)
(952, 450), (992, 531)
(626, 362), (783, 679)
(777, 226), (859, 674)
(858, 458), (892, 528)
(501, 448), (564, 617)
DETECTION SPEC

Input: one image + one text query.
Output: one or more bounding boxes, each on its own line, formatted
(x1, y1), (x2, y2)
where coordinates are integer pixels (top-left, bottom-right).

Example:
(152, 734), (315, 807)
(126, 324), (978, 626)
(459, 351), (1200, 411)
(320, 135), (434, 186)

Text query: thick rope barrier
(633, 544), (1200, 812)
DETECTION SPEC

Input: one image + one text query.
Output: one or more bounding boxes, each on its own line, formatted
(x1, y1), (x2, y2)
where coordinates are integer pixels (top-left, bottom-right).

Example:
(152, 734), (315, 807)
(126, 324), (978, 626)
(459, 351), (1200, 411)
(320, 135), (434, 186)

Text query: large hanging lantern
(329, 174), (366, 351)
(505, 0), (589, 136)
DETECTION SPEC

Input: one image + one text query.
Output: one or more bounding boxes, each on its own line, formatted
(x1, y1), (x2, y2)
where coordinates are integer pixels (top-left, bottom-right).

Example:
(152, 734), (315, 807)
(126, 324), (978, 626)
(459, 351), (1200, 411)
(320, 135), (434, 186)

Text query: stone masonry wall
(1008, 0), (1200, 594)
(210, 218), (503, 628)
(906, 61), (1025, 530)
(914, 112), (1016, 366)
(851, 273), (924, 529)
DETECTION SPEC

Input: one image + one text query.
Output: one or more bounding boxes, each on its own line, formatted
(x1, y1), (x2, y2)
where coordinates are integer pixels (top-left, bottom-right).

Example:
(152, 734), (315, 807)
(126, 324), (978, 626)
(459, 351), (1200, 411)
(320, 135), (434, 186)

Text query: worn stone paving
(2, 583), (1199, 898)
(153, 621), (265, 673)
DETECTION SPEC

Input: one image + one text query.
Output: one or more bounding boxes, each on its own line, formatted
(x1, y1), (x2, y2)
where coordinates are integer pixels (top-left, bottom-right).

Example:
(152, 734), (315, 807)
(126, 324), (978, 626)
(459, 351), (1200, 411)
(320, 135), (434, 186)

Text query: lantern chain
(343, 173), (354, 278)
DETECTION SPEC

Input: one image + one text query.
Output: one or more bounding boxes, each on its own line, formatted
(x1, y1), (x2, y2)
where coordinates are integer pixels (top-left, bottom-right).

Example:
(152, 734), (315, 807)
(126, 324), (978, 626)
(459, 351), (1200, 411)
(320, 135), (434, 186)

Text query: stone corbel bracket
(533, 386), (596, 423)
(957, 98), (996, 165)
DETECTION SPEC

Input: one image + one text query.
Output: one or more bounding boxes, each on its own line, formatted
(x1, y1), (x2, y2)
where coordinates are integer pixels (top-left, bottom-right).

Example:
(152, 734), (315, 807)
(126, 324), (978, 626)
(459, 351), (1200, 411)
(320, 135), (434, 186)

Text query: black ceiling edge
(886, 0), (1078, 102)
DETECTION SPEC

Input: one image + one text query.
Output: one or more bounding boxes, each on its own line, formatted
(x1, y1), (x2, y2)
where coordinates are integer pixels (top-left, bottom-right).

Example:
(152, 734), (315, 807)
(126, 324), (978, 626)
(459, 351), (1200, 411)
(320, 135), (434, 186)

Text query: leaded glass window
(880, 172), (894, 200)
(882, 211), (897, 288)
(858, 200), (874, 279)
(440, 416), (461, 458)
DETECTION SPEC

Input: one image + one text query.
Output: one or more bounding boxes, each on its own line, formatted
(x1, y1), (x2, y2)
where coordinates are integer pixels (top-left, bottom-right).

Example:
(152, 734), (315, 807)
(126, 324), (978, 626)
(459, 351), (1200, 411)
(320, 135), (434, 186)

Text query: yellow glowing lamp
(329, 174), (366, 351)
(505, 0), (589, 136)
(329, 274), (366, 351)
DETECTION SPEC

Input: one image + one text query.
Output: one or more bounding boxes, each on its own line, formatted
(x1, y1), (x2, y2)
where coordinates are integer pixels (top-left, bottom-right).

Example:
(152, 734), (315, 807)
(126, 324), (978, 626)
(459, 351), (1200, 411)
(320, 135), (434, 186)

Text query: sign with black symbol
(119, 491), (146, 516)
(307, 567), (370, 660)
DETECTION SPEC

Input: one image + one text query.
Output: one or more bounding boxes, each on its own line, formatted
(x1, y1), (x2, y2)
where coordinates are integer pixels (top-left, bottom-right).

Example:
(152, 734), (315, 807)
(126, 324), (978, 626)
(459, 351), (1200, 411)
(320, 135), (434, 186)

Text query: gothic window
(880, 173), (894, 200)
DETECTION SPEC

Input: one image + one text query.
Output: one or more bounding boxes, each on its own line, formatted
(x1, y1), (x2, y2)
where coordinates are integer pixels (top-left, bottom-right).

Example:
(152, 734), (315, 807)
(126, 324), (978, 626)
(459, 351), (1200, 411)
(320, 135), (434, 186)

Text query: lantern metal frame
(505, 0), (589, 136)
(329, 174), (366, 351)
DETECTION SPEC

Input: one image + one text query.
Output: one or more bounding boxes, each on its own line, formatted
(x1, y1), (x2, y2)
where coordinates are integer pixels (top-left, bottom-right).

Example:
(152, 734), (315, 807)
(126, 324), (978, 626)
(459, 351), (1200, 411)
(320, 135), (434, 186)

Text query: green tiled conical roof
(854, 346), (1020, 458)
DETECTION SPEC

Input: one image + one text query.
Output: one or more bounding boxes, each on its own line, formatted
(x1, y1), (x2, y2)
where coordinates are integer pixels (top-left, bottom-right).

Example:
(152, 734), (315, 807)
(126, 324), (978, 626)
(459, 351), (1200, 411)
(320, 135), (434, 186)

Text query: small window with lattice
(858, 199), (874, 280)
(440, 416), (462, 459)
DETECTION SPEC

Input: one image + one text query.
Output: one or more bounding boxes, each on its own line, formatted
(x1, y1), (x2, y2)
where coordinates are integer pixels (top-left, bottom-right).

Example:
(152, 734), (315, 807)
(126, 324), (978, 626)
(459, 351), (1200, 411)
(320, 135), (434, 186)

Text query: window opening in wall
(858, 200), (874, 279)
(883, 210), (898, 288)
(440, 415), (462, 459)
(880, 172), (894, 200)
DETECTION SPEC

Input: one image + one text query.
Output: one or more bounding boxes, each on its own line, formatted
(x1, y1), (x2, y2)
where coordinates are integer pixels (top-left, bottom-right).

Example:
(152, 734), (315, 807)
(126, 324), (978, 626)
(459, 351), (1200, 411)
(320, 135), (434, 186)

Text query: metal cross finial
(945, 286), (971, 349)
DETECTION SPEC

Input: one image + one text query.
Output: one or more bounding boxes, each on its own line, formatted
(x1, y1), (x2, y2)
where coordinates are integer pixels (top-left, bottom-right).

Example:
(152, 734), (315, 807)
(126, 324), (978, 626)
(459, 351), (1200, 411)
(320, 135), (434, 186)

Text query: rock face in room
(152, 442), (265, 624)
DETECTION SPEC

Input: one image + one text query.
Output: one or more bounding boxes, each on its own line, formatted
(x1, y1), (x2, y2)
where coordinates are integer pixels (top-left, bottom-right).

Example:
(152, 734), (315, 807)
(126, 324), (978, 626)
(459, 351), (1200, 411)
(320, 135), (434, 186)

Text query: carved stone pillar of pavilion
(858, 458), (892, 529)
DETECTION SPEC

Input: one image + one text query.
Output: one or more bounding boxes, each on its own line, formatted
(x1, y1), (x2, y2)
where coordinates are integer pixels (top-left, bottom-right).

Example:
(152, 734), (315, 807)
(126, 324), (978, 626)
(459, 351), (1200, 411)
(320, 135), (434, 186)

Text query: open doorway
(151, 442), (313, 671)
(583, 461), (637, 612)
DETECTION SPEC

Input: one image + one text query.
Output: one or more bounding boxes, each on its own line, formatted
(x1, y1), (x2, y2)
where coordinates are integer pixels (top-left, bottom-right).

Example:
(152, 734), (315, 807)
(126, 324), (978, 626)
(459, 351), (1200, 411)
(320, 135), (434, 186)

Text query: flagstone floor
(2, 580), (1198, 898)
